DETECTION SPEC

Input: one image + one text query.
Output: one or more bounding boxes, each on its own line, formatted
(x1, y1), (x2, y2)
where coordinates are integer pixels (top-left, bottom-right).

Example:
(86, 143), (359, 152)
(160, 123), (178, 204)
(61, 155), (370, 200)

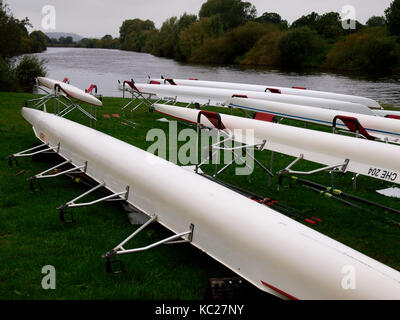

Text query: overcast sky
(6, 0), (394, 38)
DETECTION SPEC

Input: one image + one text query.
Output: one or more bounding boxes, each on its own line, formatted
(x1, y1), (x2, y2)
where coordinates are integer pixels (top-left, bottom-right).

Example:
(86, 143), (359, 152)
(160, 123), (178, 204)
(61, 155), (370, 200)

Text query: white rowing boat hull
(37, 77), (102, 107)
(154, 103), (400, 185)
(21, 107), (400, 299)
(150, 78), (382, 109)
(22, 108), (400, 299)
(126, 83), (374, 115)
(22, 107), (400, 299)
(227, 97), (400, 144)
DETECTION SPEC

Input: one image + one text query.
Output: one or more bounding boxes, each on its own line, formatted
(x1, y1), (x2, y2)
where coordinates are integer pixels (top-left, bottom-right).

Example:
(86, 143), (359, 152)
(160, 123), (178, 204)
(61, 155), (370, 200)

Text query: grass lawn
(0, 92), (399, 300)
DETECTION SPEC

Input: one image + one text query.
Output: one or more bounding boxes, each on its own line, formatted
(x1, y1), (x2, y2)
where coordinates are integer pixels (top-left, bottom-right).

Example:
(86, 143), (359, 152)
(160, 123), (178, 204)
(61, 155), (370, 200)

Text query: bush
(178, 17), (220, 61)
(239, 28), (283, 66)
(277, 27), (326, 68)
(324, 27), (399, 73)
(189, 22), (272, 64)
(0, 57), (18, 91)
(15, 55), (47, 92)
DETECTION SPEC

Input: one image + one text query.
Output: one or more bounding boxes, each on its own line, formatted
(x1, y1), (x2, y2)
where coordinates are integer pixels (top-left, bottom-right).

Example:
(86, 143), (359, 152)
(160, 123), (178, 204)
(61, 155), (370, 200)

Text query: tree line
(75, 0), (400, 74)
(0, 1), (47, 92)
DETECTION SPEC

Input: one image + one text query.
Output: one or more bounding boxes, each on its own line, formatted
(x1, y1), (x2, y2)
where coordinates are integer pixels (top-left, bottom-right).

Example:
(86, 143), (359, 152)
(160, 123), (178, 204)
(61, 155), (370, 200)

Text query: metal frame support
(199, 138), (271, 178)
(8, 143), (59, 161)
(119, 80), (156, 113)
(25, 82), (98, 126)
(278, 154), (350, 176)
(277, 154), (350, 190)
(102, 216), (194, 273)
(57, 184), (129, 210)
(352, 173), (359, 192)
(27, 159), (87, 191)
(194, 111), (272, 179)
(57, 183), (129, 222)
(8, 143), (60, 167)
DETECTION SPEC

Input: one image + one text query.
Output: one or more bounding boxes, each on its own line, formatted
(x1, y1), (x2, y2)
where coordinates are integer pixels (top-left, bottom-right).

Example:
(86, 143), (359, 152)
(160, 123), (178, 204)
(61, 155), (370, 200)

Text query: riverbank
(1, 92), (399, 299)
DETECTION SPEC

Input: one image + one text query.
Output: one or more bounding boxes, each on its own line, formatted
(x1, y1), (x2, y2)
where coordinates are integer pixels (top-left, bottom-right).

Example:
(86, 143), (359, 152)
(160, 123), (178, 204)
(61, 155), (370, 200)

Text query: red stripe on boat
(261, 280), (299, 300)
(292, 86), (306, 90)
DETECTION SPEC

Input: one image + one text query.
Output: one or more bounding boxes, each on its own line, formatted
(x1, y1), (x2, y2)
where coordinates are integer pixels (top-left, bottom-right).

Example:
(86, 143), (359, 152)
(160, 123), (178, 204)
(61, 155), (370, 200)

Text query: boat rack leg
(57, 96), (97, 122)
(27, 159), (87, 191)
(24, 94), (54, 110)
(352, 173), (359, 192)
(165, 97), (178, 105)
(277, 154), (350, 190)
(196, 136), (271, 179)
(121, 98), (135, 111)
(58, 184), (129, 209)
(7, 143), (60, 167)
(122, 91), (155, 113)
(121, 92), (150, 112)
(195, 135), (233, 174)
(102, 217), (194, 273)
(57, 183), (129, 222)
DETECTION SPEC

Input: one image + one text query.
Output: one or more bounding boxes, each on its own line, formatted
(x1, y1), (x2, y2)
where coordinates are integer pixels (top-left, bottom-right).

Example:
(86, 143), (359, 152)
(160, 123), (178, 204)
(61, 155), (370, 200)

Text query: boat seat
(333, 115), (375, 140)
(198, 110), (225, 130)
(385, 114), (400, 120)
(265, 88), (281, 94)
(254, 112), (276, 123)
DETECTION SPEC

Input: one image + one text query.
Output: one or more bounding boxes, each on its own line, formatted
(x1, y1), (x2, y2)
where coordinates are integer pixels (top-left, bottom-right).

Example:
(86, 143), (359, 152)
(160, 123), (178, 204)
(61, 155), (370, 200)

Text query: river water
(34, 47), (400, 106)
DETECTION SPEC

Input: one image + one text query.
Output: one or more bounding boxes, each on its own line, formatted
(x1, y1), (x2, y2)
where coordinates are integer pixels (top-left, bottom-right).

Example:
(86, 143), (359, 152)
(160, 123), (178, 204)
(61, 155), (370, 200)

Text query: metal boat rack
(24, 79), (100, 126)
(277, 154), (352, 190)
(102, 216), (194, 273)
(119, 79), (211, 113)
(57, 182), (130, 223)
(119, 79), (157, 113)
(8, 141), (195, 273)
(194, 110), (273, 181)
(7, 142), (60, 167)
(8, 141), (130, 221)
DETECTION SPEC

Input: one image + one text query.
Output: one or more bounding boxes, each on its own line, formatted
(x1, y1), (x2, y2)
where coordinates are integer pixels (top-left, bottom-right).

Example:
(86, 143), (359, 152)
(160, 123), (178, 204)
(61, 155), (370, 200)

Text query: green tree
(240, 26), (283, 66)
(385, 0), (400, 37)
(177, 13), (197, 30)
(0, 1), (26, 57)
(199, 0), (257, 30)
(178, 17), (222, 61)
(292, 12), (344, 41)
(149, 13), (198, 59)
(59, 36), (73, 45)
(366, 16), (386, 27)
(291, 12), (319, 29)
(314, 12), (344, 41)
(191, 22), (272, 64)
(325, 27), (399, 73)
(256, 12), (288, 29)
(119, 18), (155, 50)
(278, 26), (326, 68)
(29, 30), (48, 52)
